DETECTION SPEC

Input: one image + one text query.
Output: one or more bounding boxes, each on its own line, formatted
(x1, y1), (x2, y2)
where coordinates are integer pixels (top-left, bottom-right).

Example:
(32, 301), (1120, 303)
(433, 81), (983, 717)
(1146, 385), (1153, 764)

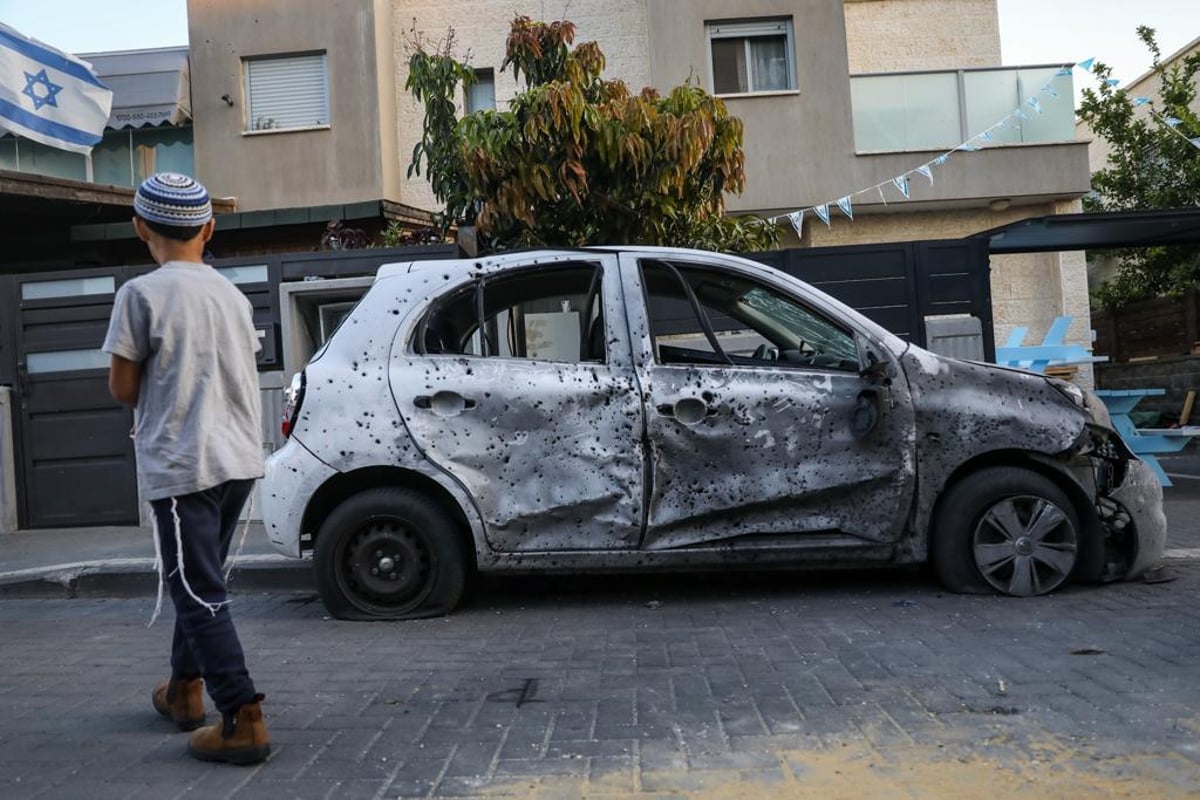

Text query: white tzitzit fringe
(146, 497), (230, 626)
(148, 504), (166, 627)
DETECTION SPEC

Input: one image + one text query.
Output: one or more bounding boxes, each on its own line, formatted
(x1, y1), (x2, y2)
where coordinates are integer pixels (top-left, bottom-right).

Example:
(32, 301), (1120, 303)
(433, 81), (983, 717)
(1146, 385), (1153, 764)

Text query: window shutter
(709, 20), (789, 39)
(245, 53), (329, 131)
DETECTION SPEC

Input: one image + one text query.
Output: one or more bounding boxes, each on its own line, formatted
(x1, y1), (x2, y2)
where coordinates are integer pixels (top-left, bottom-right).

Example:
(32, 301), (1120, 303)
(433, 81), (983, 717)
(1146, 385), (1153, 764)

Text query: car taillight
(281, 370), (306, 438)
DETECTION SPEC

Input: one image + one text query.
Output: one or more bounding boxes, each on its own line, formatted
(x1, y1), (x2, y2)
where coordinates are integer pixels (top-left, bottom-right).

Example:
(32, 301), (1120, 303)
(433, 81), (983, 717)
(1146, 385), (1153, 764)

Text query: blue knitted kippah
(134, 172), (213, 227)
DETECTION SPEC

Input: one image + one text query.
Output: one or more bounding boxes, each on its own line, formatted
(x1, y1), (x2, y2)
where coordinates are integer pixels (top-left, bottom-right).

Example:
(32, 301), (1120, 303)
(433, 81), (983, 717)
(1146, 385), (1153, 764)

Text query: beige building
(186, 0), (1095, 359)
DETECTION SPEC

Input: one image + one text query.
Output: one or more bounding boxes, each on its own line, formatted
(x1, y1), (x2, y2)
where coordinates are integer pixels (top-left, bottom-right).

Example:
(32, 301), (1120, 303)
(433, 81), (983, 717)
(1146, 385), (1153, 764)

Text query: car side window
(415, 264), (606, 363)
(640, 259), (860, 371)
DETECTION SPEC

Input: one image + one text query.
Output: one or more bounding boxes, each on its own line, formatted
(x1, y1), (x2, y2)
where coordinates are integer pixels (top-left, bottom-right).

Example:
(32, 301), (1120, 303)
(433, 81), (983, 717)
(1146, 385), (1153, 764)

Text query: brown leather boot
(152, 678), (205, 732)
(188, 694), (270, 765)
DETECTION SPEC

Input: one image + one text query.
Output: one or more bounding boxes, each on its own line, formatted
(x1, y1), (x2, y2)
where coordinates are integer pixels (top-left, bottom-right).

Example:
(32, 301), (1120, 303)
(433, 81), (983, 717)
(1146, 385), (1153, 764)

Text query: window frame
(639, 260), (860, 373)
(242, 51), (331, 134)
(465, 68), (497, 114)
(412, 263), (608, 364)
(706, 18), (797, 96)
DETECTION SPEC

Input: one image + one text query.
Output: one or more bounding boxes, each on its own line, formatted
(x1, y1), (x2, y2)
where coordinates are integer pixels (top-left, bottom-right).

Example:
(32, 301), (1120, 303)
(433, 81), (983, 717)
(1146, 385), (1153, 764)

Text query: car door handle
(414, 391), (477, 416)
(657, 398), (717, 425)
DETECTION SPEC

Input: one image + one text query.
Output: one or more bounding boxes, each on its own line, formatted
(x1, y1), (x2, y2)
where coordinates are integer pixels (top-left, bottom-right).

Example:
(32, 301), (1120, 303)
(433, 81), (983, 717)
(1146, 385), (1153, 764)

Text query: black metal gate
(7, 267), (140, 527)
(746, 237), (994, 360)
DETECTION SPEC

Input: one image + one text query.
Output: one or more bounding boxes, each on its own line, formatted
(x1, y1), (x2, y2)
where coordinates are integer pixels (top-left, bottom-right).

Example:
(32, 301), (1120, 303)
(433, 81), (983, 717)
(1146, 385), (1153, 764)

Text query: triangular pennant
(1055, 66), (1073, 77)
(892, 175), (910, 199)
(1077, 57), (1095, 70)
(1043, 85), (1059, 99)
(1014, 107), (1030, 121)
(788, 210), (804, 236)
(1133, 97), (1151, 107)
(957, 141), (981, 152)
(933, 153), (950, 167)
(836, 196), (854, 221)
(1191, 137), (1200, 150)
(980, 131), (993, 143)
(878, 185), (889, 206)
(917, 164), (934, 184)
(1027, 96), (1043, 114)
(1105, 78), (1120, 87)
(1164, 116), (1182, 127)
(813, 204), (831, 226)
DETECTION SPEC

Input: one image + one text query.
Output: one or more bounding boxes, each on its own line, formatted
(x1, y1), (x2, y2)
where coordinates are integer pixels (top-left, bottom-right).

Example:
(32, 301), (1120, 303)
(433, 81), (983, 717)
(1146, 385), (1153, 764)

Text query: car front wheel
(314, 487), (468, 620)
(932, 467), (1083, 597)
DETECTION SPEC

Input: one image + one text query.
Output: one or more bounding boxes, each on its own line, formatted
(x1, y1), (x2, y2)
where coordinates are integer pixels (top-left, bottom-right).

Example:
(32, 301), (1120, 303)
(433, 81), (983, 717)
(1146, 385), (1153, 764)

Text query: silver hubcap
(972, 495), (1077, 596)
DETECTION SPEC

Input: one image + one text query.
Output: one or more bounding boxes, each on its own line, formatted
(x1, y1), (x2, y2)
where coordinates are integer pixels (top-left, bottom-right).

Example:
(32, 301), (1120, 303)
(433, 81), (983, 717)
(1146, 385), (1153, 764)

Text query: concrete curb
(0, 554), (314, 599)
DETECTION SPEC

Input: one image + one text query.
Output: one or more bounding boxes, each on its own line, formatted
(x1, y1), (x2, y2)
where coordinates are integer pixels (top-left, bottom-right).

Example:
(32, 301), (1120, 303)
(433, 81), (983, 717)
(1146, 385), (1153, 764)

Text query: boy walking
(103, 173), (270, 765)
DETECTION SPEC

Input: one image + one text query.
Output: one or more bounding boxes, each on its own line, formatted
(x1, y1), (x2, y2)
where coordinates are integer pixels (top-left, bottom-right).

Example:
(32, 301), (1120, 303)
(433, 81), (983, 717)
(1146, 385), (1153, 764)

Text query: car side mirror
(859, 348), (894, 384)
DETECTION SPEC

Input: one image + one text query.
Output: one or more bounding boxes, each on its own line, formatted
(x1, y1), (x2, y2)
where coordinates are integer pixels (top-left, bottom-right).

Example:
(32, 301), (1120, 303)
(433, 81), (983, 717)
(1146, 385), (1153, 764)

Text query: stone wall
(843, 0), (1001, 73)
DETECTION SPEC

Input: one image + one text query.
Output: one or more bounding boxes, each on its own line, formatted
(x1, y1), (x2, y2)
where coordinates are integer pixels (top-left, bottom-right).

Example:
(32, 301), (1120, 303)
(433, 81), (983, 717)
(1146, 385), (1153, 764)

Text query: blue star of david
(22, 69), (62, 111)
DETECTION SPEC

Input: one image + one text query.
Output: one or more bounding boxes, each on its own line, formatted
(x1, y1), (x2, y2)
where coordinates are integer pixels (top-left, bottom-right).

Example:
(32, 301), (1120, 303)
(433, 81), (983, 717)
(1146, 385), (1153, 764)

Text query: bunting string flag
(1150, 109), (1200, 150)
(766, 52), (1197, 236)
(836, 196), (854, 221)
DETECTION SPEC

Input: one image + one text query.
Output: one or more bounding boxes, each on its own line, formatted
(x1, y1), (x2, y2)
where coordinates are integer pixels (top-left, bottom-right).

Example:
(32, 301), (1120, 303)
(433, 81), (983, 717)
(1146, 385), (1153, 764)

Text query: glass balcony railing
(850, 65), (1076, 153)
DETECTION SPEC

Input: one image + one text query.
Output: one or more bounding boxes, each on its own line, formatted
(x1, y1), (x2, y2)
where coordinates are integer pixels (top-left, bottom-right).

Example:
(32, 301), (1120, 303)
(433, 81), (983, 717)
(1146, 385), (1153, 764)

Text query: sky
(2, 0), (1199, 104)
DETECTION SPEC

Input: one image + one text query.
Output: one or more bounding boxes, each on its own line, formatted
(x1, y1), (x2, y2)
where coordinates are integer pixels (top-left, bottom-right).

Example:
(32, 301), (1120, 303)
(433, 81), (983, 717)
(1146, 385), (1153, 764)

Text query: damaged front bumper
(1078, 389), (1166, 581)
(1098, 457), (1167, 580)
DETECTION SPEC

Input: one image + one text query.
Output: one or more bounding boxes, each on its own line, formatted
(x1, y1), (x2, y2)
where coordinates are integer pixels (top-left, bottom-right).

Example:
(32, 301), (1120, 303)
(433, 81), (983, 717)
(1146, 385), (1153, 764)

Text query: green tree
(405, 16), (779, 253)
(1076, 26), (1200, 309)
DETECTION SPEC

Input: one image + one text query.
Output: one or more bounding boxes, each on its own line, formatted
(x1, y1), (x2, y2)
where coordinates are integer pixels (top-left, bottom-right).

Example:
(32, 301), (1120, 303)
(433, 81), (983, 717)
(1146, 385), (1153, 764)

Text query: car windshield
(738, 287), (860, 364)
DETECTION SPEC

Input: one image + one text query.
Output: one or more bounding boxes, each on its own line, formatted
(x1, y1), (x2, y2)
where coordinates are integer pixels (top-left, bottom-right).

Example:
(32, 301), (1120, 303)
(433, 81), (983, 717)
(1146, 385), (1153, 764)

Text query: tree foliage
(1076, 26), (1200, 309)
(405, 16), (779, 253)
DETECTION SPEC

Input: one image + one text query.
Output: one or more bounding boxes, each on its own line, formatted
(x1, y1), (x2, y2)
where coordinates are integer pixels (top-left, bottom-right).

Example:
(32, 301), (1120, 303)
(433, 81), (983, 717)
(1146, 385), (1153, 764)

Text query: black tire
(931, 467), (1085, 597)
(314, 487), (468, 620)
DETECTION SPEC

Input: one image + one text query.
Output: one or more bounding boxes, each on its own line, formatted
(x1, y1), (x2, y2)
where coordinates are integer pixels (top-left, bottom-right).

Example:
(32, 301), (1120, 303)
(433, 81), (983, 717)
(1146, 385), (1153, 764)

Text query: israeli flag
(892, 175), (910, 199)
(0, 23), (112, 154)
(813, 204), (831, 226)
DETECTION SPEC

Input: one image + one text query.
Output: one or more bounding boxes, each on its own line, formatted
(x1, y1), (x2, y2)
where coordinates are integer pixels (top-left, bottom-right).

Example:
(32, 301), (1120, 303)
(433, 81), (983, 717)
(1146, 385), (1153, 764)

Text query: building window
(466, 68), (496, 113)
(243, 53), (329, 132)
(707, 19), (795, 95)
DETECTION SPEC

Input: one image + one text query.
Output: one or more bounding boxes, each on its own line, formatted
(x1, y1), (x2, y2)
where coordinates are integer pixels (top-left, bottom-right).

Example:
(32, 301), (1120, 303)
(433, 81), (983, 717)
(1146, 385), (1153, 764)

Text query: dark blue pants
(150, 479), (258, 716)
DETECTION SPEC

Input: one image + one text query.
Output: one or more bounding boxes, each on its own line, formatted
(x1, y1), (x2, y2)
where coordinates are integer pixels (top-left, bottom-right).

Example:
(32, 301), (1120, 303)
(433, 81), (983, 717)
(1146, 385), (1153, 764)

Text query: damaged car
(261, 246), (1166, 620)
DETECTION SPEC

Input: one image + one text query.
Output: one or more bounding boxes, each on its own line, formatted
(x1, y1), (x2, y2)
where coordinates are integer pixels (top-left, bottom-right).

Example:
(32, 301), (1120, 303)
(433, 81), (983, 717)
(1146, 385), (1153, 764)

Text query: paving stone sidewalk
(1, 563), (1198, 799)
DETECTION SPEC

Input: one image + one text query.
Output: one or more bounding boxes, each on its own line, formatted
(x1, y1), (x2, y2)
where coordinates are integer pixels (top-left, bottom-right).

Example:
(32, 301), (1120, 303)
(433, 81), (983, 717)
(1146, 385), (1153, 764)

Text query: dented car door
(391, 257), (645, 551)
(620, 252), (918, 551)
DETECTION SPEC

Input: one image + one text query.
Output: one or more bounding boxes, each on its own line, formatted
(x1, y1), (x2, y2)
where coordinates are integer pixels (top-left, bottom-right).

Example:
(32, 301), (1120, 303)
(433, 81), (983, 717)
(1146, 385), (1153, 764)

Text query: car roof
(375, 246), (722, 281)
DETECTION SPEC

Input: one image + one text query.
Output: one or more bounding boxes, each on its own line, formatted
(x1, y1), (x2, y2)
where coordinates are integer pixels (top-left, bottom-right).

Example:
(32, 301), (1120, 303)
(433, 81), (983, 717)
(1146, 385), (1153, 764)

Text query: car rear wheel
(314, 487), (468, 620)
(932, 467), (1082, 597)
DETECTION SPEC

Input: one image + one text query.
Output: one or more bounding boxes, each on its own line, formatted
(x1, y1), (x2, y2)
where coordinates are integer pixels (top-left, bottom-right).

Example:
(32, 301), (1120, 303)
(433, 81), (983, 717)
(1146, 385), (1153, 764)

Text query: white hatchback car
(262, 246), (1165, 620)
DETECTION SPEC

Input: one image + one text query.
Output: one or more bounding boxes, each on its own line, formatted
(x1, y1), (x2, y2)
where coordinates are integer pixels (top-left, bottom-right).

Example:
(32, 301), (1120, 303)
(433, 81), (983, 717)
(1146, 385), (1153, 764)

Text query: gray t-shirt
(103, 260), (264, 500)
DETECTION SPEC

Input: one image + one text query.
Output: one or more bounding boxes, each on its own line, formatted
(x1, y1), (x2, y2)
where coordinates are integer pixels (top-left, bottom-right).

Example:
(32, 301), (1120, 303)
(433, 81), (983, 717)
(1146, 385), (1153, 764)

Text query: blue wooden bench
(1094, 389), (1200, 487)
(993, 316), (1194, 487)
(994, 316), (1107, 373)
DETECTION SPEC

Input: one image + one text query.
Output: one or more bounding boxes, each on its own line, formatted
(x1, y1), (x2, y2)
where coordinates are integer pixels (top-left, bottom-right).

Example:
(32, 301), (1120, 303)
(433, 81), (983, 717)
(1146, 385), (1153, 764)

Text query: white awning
(80, 46), (190, 129)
